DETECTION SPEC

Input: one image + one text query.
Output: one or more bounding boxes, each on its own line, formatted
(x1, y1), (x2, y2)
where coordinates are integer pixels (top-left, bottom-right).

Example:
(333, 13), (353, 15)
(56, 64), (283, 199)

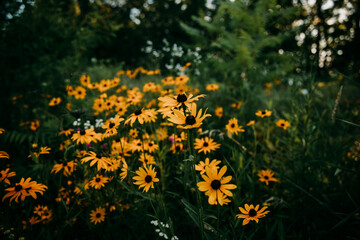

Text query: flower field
(1, 1), (360, 239)
(1, 64), (359, 239)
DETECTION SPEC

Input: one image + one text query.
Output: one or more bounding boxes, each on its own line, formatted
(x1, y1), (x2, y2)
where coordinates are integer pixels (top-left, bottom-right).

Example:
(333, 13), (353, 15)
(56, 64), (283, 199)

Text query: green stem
(188, 129), (205, 240)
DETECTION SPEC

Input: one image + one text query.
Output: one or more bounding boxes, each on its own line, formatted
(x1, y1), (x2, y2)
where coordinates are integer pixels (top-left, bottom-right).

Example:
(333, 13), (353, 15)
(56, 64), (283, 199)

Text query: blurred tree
(180, 0), (302, 85)
(293, 0), (360, 79)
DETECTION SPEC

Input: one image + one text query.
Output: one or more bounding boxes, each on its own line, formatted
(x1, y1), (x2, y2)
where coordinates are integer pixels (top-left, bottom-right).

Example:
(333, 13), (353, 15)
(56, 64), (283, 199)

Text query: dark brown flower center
(96, 213), (101, 218)
(177, 94), (188, 103)
(264, 176), (269, 180)
(262, 111), (266, 115)
(137, 143), (141, 146)
(211, 180), (221, 190)
(135, 109), (142, 116)
(203, 142), (209, 147)
(148, 143), (153, 147)
(185, 115), (196, 125)
(248, 209), (257, 217)
(96, 154), (102, 159)
(109, 123), (115, 129)
(280, 123), (284, 126)
(145, 175), (152, 183)
(95, 177), (101, 182)
(80, 130), (86, 135)
(15, 184), (23, 191)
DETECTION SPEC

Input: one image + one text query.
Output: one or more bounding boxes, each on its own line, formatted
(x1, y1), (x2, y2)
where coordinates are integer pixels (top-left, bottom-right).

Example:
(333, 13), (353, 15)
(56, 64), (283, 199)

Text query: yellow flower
(101, 115), (124, 138)
(246, 120), (255, 126)
(257, 170), (280, 185)
(81, 151), (112, 171)
(197, 166), (237, 205)
(167, 103), (211, 129)
(195, 158), (221, 175)
(236, 204), (269, 225)
(225, 118), (245, 135)
(276, 119), (290, 130)
(132, 165), (159, 192)
(206, 84), (220, 91)
(89, 174), (110, 189)
(73, 86), (87, 99)
(138, 153), (156, 165)
(255, 109), (272, 118)
(158, 92), (205, 109)
(48, 97), (62, 106)
(0, 151), (10, 159)
(194, 137), (221, 154)
(80, 74), (91, 86)
(124, 109), (151, 127)
(90, 207), (106, 225)
(2, 178), (47, 204)
(51, 161), (77, 177)
(0, 168), (16, 185)
(215, 107), (223, 118)
(120, 160), (128, 181)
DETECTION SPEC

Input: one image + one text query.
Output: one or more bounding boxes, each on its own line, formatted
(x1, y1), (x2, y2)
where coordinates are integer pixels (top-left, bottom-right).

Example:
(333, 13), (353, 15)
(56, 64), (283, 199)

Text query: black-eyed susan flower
(0, 168), (16, 184)
(101, 115), (124, 138)
(89, 174), (110, 189)
(39, 146), (51, 155)
(120, 160), (128, 181)
(195, 158), (221, 175)
(93, 98), (106, 113)
(59, 128), (73, 136)
(225, 118), (245, 135)
(80, 74), (91, 86)
(98, 79), (112, 92)
(48, 97), (62, 106)
(158, 92), (205, 109)
(73, 86), (87, 99)
(133, 165), (159, 192)
(90, 207), (106, 224)
(215, 107), (223, 118)
(71, 129), (101, 144)
(206, 84), (219, 91)
(257, 170), (280, 185)
(81, 152), (112, 171)
(255, 109), (272, 118)
(51, 161), (77, 177)
(144, 141), (159, 153)
(2, 178), (47, 204)
(167, 103), (211, 129)
(124, 109), (151, 127)
(139, 153), (156, 165)
(236, 204), (269, 225)
(0, 151), (10, 159)
(115, 102), (128, 116)
(276, 119), (290, 130)
(30, 120), (40, 131)
(128, 139), (143, 153)
(39, 206), (53, 223)
(175, 75), (189, 85)
(197, 166), (237, 205)
(194, 137), (221, 154)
